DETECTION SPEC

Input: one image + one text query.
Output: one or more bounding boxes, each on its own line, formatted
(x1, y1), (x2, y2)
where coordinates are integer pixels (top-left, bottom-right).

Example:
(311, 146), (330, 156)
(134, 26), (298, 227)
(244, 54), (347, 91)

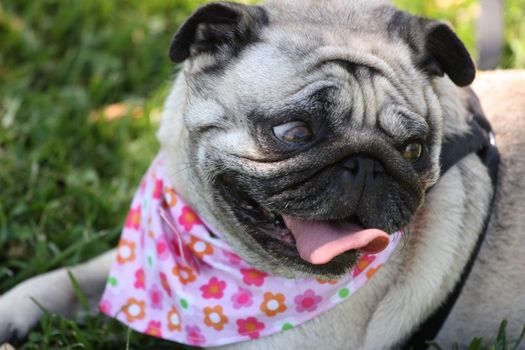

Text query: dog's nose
(341, 155), (384, 191)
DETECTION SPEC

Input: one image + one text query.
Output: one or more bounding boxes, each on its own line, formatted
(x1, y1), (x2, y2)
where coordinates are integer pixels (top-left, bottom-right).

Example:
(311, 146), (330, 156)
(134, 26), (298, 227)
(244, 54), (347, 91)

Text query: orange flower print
(164, 187), (177, 208)
(203, 305), (229, 331)
(117, 239), (136, 265)
(316, 278), (338, 285)
(145, 320), (163, 338)
(172, 263), (197, 285)
(122, 298), (146, 323)
(366, 264), (382, 279)
(125, 206), (141, 230)
(179, 206), (202, 231)
(188, 237), (213, 259)
(260, 292), (287, 317)
(352, 254), (376, 277)
(167, 306), (182, 332)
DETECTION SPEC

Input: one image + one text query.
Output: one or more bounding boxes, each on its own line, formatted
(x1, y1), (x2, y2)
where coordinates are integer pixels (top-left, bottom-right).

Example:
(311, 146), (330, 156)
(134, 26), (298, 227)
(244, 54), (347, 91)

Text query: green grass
(0, 0), (523, 348)
(0, 0), (205, 347)
(428, 321), (525, 350)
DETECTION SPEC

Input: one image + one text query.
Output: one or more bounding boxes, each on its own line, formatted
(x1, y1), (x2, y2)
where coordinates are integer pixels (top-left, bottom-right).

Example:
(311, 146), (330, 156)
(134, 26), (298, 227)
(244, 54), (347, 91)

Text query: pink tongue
(283, 216), (390, 265)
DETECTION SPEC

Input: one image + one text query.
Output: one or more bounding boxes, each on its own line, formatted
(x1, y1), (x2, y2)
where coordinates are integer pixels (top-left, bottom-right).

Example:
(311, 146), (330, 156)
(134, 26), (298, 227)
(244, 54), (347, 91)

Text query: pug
(1, 0), (524, 349)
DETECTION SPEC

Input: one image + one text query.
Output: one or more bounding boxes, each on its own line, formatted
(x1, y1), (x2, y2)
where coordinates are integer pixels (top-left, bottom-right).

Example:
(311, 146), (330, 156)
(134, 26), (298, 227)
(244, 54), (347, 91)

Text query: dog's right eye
(272, 121), (313, 143)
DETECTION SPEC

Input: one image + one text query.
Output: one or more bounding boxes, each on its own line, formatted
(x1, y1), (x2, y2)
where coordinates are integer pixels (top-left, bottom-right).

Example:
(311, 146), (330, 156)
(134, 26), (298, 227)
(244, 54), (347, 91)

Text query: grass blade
(67, 270), (90, 312)
(511, 324), (525, 350)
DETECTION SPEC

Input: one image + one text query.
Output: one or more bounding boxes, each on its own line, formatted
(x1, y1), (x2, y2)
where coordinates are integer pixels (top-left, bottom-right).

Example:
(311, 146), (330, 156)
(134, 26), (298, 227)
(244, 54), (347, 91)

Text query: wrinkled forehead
(210, 26), (428, 115)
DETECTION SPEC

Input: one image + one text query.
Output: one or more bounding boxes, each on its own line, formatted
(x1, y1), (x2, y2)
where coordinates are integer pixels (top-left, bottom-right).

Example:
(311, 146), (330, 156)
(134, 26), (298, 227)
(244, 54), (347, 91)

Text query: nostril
(342, 155), (385, 178)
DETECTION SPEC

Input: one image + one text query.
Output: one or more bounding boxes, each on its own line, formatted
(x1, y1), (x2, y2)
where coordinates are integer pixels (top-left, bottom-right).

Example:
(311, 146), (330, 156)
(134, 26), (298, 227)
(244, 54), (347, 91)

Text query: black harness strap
(404, 111), (500, 349)
(441, 113), (500, 187)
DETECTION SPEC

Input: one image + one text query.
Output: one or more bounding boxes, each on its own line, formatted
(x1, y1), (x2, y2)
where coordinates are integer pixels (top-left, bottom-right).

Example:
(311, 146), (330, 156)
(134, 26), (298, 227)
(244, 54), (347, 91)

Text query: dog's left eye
(272, 121), (313, 143)
(402, 142), (423, 162)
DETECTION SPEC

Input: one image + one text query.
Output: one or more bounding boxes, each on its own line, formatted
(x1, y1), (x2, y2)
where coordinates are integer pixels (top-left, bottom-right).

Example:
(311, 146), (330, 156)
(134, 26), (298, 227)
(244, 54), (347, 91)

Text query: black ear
(389, 11), (475, 86)
(419, 20), (476, 86)
(169, 2), (268, 64)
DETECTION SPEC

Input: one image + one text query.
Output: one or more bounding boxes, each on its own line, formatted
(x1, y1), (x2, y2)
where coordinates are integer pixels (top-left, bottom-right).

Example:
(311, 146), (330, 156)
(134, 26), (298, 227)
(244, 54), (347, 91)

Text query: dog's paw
(0, 269), (75, 343)
(0, 284), (45, 342)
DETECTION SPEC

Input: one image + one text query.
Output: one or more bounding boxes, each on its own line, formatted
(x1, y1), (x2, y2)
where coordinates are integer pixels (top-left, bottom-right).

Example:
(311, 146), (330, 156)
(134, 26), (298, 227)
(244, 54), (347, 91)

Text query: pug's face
(160, 0), (475, 278)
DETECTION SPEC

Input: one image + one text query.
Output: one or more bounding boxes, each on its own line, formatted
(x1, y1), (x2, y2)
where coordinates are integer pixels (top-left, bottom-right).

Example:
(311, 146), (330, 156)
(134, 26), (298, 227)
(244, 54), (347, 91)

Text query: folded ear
(390, 11), (476, 86)
(169, 2), (268, 64)
(419, 20), (476, 86)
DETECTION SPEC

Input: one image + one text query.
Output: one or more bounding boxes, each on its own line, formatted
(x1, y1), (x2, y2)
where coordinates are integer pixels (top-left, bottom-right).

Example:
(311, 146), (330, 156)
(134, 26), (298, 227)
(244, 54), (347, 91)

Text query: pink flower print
(240, 268), (268, 287)
(134, 268), (145, 290)
(99, 300), (112, 314)
(200, 277), (226, 299)
(153, 179), (163, 199)
(156, 235), (171, 261)
(149, 284), (163, 310)
(168, 235), (182, 258)
(178, 206), (202, 231)
(145, 320), (163, 338)
(352, 254), (376, 277)
(237, 317), (265, 340)
(223, 251), (241, 265)
(294, 289), (322, 313)
(159, 272), (172, 297)
(186, 325), (206, 346)
(230, 287), (253, 309)
(125, 206), (141, 230)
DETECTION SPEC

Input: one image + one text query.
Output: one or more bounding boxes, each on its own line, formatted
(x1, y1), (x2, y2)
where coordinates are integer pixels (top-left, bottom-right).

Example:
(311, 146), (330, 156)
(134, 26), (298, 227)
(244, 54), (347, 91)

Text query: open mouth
(220, 175), (392, 266)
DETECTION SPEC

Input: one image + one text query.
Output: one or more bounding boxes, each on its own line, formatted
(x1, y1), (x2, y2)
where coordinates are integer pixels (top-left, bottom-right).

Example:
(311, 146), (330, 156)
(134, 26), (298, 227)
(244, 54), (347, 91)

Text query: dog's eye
(272, 121), (313, 143)
(402, 142), (423, 162)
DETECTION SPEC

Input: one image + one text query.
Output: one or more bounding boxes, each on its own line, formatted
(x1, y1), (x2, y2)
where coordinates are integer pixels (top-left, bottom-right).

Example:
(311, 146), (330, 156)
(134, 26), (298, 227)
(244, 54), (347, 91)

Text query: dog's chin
(218, 175), (408, 278)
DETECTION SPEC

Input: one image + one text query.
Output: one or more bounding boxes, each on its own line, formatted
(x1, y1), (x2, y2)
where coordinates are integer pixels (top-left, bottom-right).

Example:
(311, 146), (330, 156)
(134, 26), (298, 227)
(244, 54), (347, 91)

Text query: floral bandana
(100, 154), (402, 347)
